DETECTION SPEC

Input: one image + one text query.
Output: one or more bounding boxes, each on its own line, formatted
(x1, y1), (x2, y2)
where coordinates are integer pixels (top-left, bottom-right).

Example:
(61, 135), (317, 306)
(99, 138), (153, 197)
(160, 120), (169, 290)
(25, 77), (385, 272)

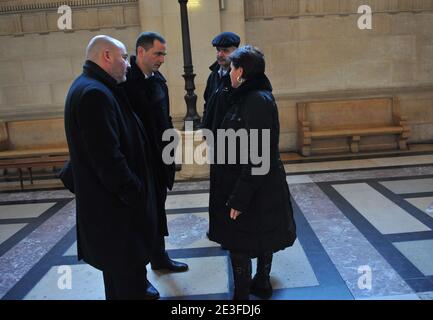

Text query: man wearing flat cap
(201, 32), (240, 132)
(202, 32), (240, 242)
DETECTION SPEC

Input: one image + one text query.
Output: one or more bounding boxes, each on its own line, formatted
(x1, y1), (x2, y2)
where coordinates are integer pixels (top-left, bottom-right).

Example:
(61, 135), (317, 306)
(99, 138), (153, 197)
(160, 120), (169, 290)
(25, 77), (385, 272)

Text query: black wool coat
(202, 62), (233, 133)
(120, 56), (176, 236)
(207, 74), (297, 256)
(64, 60), (158, 271)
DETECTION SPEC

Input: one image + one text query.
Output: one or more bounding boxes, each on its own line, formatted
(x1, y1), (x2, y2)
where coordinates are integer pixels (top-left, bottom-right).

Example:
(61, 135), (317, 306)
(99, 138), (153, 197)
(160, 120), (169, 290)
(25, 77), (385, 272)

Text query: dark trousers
(229, 251), (252, 300)
(152, 175), (169, 263)
(151, 234), (167, 263)
(102, 268), (149, 300)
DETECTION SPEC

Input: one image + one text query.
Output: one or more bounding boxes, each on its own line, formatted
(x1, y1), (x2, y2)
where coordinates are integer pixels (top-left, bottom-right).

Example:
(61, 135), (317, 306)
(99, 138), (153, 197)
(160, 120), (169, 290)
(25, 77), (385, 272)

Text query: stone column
(178, 129), (210, 179)
(138, 0), (163, 32)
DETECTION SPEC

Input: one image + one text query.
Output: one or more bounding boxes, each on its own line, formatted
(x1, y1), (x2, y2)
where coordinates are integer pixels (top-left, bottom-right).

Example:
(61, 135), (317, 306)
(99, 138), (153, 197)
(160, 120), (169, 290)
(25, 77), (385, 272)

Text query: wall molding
(244, 0), (433, 20)
(0, 0), (138, 14)
(0, 0), (139, 36)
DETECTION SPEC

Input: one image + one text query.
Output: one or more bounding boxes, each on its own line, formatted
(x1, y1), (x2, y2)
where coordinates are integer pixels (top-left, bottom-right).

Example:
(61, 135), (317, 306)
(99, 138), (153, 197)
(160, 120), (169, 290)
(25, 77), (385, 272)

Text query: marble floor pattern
(1, 155), (433, 300)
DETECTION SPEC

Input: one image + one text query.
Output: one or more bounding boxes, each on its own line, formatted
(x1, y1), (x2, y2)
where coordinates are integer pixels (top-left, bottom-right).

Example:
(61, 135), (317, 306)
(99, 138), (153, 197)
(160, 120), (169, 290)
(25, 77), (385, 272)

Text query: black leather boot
(229, 252), (252, 300)
(250, 252), (273, 299)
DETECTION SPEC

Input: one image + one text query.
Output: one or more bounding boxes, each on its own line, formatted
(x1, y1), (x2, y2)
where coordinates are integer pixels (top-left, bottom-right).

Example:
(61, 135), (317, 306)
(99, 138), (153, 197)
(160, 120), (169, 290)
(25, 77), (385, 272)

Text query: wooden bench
(0, 118), (69, 189)
(0, 155), (69, 189)
(297, 97), (410, 156)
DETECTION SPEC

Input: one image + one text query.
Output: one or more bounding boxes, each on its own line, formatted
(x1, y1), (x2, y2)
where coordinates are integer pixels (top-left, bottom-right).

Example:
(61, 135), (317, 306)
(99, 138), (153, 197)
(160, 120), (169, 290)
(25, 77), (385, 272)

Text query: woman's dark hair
(229, 45), (265, 80)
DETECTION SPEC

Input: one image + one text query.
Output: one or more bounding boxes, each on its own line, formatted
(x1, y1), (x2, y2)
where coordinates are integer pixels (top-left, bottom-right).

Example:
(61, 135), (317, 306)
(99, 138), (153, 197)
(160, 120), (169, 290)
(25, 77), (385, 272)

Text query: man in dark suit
(121, 32), (188, 296)
(201, 32), (240, 241)
(201, 32), (240, 132)
(64, 35), (159, 300)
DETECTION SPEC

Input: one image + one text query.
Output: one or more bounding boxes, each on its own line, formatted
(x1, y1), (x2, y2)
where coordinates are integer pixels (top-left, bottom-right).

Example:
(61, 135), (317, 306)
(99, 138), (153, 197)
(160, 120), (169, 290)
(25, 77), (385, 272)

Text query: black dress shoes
(151, 255), (189, 272)
(144, 280), (160, 300)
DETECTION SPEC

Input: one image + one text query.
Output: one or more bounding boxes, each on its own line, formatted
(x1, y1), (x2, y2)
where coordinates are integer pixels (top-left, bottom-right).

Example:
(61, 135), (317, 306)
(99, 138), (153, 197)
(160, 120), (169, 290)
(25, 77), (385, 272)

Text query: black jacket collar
(82, 60), (118, 90)
(209, 61), (231, 76)
(129, 55), (166, 83)
(209, 61), (219, 72)
(230, 74), (273, 102)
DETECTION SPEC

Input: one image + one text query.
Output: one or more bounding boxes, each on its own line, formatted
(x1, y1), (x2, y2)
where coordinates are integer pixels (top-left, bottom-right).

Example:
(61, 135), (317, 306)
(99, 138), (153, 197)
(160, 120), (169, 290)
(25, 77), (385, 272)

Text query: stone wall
(244, 0), (433, 151)
(244, 0), (433, 17)
(0, 0), (140, 120)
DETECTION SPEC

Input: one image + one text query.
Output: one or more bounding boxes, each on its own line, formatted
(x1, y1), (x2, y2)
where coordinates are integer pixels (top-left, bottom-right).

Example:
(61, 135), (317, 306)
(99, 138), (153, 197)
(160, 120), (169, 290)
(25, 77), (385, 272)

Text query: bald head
(85, 35), (130, 83)
(86, 35), (124, 60)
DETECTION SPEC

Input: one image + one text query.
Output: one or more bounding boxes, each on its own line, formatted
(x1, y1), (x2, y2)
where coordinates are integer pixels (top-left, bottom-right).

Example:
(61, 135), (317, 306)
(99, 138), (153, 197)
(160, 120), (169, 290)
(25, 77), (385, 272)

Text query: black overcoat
(120, 56), (176, 236)
(207, 74), (297, 256)
(202, 62), (233, 133)
(64, 60), (158, 271)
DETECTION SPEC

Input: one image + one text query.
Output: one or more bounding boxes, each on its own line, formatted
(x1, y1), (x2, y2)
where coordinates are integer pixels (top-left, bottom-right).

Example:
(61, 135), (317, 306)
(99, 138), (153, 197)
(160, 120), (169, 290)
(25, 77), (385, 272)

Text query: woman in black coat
(207, 45), (297, 300)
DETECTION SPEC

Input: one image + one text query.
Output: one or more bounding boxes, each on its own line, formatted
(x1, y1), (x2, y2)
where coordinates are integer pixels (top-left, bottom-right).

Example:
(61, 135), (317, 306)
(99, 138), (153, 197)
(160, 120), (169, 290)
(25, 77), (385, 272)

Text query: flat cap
(211, 32), (240, 48)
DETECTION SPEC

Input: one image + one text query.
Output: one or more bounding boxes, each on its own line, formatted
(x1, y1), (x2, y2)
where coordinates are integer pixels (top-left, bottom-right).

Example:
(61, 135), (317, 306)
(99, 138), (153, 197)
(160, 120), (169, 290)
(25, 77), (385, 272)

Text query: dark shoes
(151, 256), (189, 272)
(144, 280), (160, 300)
(250, 274), (273, 300)
(145, 253), (188, 299)
(250, 252), (273, 300)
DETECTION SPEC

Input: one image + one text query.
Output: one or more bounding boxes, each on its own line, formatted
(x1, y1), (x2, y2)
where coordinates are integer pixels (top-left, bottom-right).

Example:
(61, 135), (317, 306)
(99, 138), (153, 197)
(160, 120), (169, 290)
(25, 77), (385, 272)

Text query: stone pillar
(219, 0), (246, 44)
(179, 129), (210, 179)
(138, 0), (163, 33)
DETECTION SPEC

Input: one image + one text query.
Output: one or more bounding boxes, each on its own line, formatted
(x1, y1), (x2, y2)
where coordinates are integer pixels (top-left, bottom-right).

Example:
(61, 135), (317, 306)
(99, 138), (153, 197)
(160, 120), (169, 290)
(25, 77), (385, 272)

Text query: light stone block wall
(244, 1), (433, 151)
(0, 1), (141, 120)
(0, 27), (141, 120)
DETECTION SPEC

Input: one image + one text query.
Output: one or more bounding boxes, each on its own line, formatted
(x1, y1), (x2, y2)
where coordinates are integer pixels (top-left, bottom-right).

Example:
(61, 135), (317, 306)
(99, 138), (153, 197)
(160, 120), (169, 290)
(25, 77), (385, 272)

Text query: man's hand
(230, 208), (242, 220)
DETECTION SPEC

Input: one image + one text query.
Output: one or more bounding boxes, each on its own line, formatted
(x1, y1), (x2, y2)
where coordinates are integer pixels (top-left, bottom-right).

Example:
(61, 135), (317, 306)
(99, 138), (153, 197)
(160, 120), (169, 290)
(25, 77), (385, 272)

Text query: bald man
(63, 35), (160, 299)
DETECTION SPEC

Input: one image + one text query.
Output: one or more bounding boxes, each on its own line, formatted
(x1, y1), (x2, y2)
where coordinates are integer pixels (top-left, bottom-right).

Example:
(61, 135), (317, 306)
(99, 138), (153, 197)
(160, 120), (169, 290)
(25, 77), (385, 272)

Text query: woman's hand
(230, 208), (242, 220)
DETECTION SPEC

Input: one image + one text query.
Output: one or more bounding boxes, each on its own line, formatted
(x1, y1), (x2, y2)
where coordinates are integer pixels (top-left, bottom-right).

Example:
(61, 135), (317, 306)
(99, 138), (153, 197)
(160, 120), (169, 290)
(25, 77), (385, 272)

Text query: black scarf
(230, 73), (273, 103)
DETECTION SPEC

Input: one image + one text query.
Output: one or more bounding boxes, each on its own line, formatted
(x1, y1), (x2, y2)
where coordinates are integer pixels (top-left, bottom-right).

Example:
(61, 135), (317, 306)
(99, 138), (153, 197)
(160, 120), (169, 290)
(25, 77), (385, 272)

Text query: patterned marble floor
(1, 154), (433, 300)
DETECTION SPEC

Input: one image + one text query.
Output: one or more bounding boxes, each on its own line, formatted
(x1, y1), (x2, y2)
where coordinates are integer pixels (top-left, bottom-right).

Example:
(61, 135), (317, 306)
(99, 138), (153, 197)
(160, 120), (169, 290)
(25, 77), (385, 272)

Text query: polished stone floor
(1, 154), (433, 300)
